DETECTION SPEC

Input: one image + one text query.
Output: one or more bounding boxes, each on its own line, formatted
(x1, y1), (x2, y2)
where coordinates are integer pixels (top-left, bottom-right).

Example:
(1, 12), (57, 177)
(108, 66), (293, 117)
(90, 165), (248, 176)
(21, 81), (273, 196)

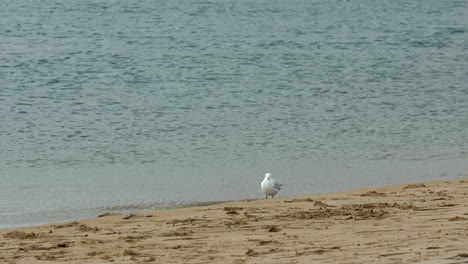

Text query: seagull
(261, 173), (281, 199)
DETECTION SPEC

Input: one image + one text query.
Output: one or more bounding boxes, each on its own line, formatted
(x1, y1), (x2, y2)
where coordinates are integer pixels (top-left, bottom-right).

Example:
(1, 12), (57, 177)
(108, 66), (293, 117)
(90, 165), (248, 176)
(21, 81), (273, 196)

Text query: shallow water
(1, 0), (467, 227)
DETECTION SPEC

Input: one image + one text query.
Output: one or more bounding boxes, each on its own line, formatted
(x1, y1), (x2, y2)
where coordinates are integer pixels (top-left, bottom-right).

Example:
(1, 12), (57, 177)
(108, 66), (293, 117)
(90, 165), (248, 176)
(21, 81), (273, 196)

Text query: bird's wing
(274, 182), (281, 191)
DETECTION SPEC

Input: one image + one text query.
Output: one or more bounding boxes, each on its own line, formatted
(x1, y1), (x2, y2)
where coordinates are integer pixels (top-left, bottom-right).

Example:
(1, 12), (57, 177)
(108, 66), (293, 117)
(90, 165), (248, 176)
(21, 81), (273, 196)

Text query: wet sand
(1, 178), (468, 264)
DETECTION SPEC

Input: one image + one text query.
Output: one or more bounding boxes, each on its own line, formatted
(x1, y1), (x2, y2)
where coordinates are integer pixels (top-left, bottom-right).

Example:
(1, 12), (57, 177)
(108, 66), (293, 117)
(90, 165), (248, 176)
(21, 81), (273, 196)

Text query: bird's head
(265, 173), (271, 180)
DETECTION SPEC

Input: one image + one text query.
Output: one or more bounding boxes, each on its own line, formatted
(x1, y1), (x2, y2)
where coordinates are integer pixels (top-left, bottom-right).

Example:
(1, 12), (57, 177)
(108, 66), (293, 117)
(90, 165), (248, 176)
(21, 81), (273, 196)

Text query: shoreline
(1, 178), (468, 263)
(0, 201), (231, 230)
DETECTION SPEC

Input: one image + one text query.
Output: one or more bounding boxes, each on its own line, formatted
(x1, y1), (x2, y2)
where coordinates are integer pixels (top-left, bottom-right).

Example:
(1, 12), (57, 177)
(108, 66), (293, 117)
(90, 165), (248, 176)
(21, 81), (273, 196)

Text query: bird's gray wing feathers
(274, 182), (281, 191)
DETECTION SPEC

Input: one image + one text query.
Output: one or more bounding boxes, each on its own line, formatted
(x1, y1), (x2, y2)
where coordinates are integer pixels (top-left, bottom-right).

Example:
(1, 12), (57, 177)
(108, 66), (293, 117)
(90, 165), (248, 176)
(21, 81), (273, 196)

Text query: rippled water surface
(1, 0), (467, 227)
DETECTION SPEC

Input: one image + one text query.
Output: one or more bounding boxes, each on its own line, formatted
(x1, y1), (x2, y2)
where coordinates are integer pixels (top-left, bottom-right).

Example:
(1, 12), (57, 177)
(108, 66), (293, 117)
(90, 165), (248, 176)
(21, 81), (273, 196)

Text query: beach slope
(1, 178), (468, 264)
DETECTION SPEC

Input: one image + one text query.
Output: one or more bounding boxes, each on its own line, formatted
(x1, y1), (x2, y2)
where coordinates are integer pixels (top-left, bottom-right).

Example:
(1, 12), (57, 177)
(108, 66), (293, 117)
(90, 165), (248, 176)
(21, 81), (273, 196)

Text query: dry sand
(1, 178), (468, 264)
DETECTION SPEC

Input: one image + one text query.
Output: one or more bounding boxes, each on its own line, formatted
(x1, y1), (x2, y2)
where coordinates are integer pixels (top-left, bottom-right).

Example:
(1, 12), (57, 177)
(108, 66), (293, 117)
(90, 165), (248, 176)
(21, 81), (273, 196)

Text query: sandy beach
(1, 178), (468, 264)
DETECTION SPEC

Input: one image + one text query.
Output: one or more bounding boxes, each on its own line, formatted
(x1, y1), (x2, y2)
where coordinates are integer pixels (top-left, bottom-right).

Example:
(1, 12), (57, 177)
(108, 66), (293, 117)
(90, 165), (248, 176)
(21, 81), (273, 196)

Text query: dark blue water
(1, 0), (467, 227)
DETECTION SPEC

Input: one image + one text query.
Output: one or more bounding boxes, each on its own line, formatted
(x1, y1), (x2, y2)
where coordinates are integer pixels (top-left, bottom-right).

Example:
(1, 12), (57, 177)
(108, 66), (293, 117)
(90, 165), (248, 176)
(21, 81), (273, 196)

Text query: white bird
(261, 173), (281, 199)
